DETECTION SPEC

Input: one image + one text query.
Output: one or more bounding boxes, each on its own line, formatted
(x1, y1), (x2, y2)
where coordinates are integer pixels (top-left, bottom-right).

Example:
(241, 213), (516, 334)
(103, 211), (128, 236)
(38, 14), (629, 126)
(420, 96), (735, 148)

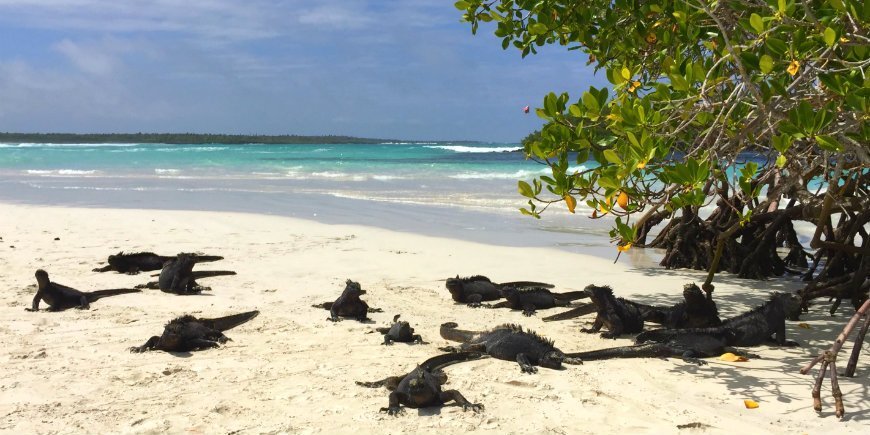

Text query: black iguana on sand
(93, 251), (224, 274)
(490, 286), (589, 316)
(129, 310), (260, 353)
(376, 315), (424, 345)
(444, 275), (553, 307)
(311, 279), (382, 322)
(439, 322), (581, 373)
(26, 269), (140, 311)
(136, 253), (236, 294)
(355, 351), (485, 416)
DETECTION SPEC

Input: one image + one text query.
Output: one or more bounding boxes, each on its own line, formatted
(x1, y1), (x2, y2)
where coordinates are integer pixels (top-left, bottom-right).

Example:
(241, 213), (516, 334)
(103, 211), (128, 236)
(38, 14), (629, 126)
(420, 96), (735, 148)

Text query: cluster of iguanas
(25, 251), (257, 354)
(23, 255), (807, 417)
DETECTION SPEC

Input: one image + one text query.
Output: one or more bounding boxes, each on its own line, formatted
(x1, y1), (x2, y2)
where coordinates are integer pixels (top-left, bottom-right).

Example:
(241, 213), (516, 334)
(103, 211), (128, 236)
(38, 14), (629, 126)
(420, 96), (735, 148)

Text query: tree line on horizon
(0, 132), (415, 145)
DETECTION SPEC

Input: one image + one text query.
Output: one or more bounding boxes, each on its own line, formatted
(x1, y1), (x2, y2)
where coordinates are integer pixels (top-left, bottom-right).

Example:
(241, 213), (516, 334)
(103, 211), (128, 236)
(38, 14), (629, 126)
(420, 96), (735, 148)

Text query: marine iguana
(93, 251), (224, 274)
(489, 286), (589, 316)
(25, 269), (141, 311)
(129, 310), (260, 353)
(439, 322), (581, 373)
(635, 292), (802, 347)
(136, 253), (236, 294)
(543, 283), (722, 330)
(581, 284), (647, 338)
(356, 351), (485, 416)
(376, 315), (424, 345)
(444, 275), (554, 307)
(565, 331), (759, 366)
(311, 279), (382, 322)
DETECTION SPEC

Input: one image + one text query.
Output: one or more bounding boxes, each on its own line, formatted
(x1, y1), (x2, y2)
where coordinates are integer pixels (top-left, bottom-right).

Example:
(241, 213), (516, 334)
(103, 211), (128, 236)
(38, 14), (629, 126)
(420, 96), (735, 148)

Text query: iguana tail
(201, 310), (260, 331)
(311, 302), (333, 310)
(554, 290), (590, 301)
(190, 270), (237, 279)
(565, 343), (674, 361)
(439, 322), (479, 342)
(186, 254), (224, 263)
(500, 281), (554, 289)
(86, 288), (141, 301)
(419, 351), (487, 372)
(542, 303), (597, 322)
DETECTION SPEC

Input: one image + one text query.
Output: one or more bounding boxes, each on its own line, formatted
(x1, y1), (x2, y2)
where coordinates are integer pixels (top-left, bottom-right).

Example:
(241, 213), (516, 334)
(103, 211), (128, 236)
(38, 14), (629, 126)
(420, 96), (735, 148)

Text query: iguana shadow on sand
(356, 352), (485, 416)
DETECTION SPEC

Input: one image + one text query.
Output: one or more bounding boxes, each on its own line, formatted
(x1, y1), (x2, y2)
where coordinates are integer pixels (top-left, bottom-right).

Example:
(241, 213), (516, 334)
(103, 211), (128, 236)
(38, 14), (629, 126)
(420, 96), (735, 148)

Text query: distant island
(0, 132), (467, 145)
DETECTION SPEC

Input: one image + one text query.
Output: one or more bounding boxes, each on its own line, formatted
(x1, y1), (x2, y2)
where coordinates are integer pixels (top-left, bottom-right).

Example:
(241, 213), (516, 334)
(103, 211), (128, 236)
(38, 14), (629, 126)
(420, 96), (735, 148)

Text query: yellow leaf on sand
(798, 323), (811, 329)
(617, 191), (629, 209)
(744, 399), (759, 409)
(617, 243), (632, 252)
(720, 352), (748, 362)
(787, 60), (800, 76)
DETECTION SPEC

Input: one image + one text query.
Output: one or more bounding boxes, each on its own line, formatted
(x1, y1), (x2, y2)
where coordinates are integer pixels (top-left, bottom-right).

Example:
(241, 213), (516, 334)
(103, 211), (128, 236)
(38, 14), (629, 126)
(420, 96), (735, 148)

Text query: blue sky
(0, 1), (605, 142)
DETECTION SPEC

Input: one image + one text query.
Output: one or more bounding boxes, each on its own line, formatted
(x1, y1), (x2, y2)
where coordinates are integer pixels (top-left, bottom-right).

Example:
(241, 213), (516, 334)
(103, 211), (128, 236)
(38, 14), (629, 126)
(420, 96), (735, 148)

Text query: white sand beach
(0, 202), (866, 434)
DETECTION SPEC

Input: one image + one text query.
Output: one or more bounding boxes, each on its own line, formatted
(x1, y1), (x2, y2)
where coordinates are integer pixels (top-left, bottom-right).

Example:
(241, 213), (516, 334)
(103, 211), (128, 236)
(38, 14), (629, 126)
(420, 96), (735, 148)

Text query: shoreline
(0, 202), (866, 434)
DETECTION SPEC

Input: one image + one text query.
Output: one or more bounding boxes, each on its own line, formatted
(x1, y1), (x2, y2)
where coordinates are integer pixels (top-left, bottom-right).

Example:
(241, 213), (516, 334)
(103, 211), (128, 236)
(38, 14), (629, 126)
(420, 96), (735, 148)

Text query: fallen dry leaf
(744, 399), (759, 409)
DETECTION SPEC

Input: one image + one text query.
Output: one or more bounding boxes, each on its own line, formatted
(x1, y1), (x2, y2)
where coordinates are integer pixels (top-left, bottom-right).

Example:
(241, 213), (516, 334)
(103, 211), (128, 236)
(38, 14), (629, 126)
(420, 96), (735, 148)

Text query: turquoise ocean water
(0, 142), (622, 257)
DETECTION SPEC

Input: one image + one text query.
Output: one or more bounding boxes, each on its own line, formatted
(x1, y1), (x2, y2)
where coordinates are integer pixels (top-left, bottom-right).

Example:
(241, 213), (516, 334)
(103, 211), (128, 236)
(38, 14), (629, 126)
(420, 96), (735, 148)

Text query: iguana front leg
(466, 294), (484, 308)
(382, 335), (394, 345)
(600, 310), (624, 339)
(522, 303), (537, 317)
(516, 353), (538, 373)
(772, 323), (800, 347)
(412, 334), (424, 344)
(188, 339), (222, 350)
(439, 390), (483, 413)
(581, 317), (603, 334)
(380, 391), (407, 416)
(78, 296), (90, 310)
(678, 350), (708, 366)
(129, 336), (160, 353)
(25, 292), (41, 312)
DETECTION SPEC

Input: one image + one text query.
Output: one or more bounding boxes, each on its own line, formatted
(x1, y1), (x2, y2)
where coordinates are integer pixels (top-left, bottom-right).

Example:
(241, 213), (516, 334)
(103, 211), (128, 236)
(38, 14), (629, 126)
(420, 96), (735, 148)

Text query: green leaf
(454, 1), (470, 10)
(776, 154), (787, 168)
(621, 66), (632, 81)
(816, 135), (843, 152)
(778, 0), (787, 13)
(603, 149), (622, 164)
(823, 27), (836, 47)
(626, 132), (640, 148)
(581, 91), (600, 113)
(750, 13), (764, 34)
(529, 23), (548, 35)
(759, 55), (774, 74)
(518, 180), (534, 198)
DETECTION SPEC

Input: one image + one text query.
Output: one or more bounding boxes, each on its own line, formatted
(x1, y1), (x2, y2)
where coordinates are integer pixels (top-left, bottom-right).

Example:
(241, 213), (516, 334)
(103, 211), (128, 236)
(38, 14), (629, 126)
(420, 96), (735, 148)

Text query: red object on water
(523, 105), (530, 113)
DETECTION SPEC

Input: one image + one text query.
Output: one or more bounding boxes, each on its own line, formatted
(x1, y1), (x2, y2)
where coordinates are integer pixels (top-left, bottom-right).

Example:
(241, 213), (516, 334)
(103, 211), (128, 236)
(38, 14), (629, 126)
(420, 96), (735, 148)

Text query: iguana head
(445, 276), (463, 297)
(584, 284), (613, 304)
(107, 251), (124, 267)
(342, 279), (365, 296)
(772, 292), (802, 321)
(683, 283), (706, 303)
(407, 367), (429, 393)
(34, 269), (50, 286)
(539, 350), (567, 370)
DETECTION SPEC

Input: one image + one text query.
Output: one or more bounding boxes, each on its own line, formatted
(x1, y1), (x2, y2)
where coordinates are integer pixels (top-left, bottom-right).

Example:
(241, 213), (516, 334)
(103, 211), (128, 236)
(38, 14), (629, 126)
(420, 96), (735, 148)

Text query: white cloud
(53, 39), (117, 75)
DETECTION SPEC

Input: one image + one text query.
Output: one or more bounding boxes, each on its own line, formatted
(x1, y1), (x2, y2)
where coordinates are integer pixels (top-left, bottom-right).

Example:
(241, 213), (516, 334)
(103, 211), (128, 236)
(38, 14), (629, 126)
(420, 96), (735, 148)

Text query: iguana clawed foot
(380, 406), (405, 416)
(520, 364), (538, 374)
(463, 403), (484, 413)
(522, 309), (536, 317)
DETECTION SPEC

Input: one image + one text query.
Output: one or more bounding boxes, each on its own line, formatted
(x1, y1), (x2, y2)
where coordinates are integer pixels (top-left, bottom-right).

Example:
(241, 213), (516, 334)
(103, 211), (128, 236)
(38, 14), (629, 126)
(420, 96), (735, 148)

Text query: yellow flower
(787, 60), (800, 76)
(645, 33), (657, 45)
(628, 81), (641, 93)
(617, 243), (632, 252)
(636, 161), (647, 169)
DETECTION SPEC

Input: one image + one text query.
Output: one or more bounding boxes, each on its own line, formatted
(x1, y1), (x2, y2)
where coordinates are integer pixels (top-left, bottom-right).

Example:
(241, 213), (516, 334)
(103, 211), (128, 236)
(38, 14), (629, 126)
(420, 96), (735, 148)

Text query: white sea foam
(425, 145), (522, 153)
(26, 169), (99, 175)
(154, 168), (181, 174)
(371, 175), (406, 181)
(449, 165), (585, 180)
